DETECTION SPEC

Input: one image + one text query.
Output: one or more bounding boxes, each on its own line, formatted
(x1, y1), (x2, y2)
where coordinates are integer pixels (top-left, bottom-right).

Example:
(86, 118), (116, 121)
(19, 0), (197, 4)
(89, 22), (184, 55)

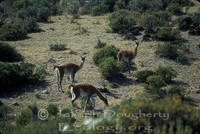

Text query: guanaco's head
(135, 41), (140, 47)
(81, 56), (86, 64)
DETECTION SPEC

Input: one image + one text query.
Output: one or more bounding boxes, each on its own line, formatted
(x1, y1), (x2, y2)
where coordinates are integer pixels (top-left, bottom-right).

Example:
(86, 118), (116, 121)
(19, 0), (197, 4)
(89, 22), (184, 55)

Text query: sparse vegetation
(155, 42), (188, 64)
(1, 0), (200, 133)
(49, 43), (67, 51)
(94, 38), (107, 49)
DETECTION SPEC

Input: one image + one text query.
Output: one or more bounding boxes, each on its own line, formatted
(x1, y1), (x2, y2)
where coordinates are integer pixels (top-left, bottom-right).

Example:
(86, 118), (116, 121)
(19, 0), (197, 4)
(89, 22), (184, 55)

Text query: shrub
(155, 42), (188, 64)
(94, 38), (107, 49)
(156, 27), (180, 41)
(16, 104), (39, 126)
(34, 4), (52, 22)
(66, 0), (80, 19)
(155, 42), (178, 59)
(167, 85), (186, 98)
(0, 19), (28, 41)
(178, 12), (200, 35)
(19, 115), (76, 134)
(135, 70), (156, 82)
(46, 104), (59, 116)
(98, 57), (125, 79)
(0, 62), (47, 92)
(146, 75), (166, 88)
(91, 4), (109, 16)
(130, 0), (163, 13)
(9, 0), (31, 14)
(0, 42), (23, 62)
(49, 43), (67, 51)
(123, 32), (137, 40)
(23, 17), (40, 32)
(93, 45), (117, 66)
(156, 66), (177, 83)
(167, 3), (182, 15)
(113, 0), (126, 11)
(81, 96), (200, 134)
(139, 11), (172, 28)
(61, 108), (71, 115)
(109, 10), (136, 34)
(0, 4), (8, 26)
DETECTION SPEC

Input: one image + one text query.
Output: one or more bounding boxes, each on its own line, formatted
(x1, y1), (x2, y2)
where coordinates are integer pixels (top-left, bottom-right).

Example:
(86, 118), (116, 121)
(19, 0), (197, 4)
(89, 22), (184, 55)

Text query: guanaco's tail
(53, 65), (59, 71)
(68, 84), (74, 90)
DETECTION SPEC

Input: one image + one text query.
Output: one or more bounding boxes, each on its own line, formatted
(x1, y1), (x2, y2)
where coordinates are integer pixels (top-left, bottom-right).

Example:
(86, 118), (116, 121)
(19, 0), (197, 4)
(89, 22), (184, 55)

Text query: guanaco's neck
(133, 45), (138, 56)
(79, 60), (84, 70)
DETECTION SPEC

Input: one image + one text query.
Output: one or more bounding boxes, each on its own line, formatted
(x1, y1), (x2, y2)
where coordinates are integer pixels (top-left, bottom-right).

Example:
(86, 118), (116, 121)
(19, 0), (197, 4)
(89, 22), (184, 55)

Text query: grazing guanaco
(116, 41), (140, 73)
(68, 83), (108, 112)
(53, 56), (86, 92)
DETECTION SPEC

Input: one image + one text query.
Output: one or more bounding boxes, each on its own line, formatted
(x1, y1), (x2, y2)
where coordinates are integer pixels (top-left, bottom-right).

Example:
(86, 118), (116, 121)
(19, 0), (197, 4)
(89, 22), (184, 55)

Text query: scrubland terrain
(0, 0), (200, 132)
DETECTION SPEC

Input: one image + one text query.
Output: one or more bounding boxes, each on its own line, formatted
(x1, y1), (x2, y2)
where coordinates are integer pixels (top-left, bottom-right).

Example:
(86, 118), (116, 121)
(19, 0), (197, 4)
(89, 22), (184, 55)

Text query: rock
(43, 90), (49, 94)
(12, 102), (19, 106)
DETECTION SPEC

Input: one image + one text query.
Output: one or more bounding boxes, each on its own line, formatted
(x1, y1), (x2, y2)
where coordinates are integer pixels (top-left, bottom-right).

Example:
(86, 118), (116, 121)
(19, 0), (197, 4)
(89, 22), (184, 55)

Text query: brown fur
(69, 83), (108, 112)
(116, 41), (140, 73)
(53, 56), (86, 92)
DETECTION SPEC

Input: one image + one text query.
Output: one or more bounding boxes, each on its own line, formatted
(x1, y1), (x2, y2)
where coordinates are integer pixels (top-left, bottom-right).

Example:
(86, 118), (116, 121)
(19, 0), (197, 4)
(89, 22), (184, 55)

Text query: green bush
(156, 66), (177, 83)
(155, 42), (178, 59)
(155, 42), (188, 64)
(61, 108), (71, 115)
(92, 45), (117, 66)
(108, 10), (136, 34)
(135, 70), (156, 82)
(91, 4), (109, 16)
(46, 104), (58, 116)
(156, 27), (180, 41)
(167, 3), (182, 15)
(49, 43), (67, 51)
(0, 62), (47, 92)
(9, 0), (31, 14)
(178, 12), (200, 35)
(139, 11), (172, 28)
(0, 19), (28, 41)
(0, 42), (23, 62)
(130, 0), (163, 13)
(123, 32), (137, 40)
(167, 85), (186, 98)
(98, 57), (125, 79)
(66, 0), (80, 19)
(0, 4), (8, 26)
(113, 0), (126, 11)
(23, 17), (40, 32)
(80, 96), (200, 134)
(16, 103), (39, 126)
(146, 75), (166, 88)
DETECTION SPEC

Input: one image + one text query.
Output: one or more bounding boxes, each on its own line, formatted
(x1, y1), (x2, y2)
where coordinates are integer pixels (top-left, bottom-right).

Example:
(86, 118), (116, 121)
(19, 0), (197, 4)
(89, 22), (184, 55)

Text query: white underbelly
(64, 68), (72, 75)
(122, 54), (129, 62)
(79, 88), (88, 97)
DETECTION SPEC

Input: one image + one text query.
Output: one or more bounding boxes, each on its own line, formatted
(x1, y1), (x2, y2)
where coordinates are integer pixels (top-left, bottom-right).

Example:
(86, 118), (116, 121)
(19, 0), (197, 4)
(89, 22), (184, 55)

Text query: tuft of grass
(49, 43), (67, 51)
(35, 93), (41, 99)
